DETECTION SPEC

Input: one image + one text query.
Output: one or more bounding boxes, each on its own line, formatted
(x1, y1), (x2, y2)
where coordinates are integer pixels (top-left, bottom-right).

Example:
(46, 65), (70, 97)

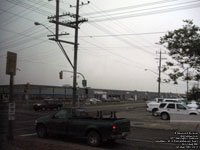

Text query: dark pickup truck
(35, 108), (130, 146)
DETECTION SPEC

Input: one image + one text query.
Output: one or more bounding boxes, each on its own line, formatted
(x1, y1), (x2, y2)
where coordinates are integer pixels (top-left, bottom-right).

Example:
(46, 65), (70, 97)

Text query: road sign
(8, 103), (15, 120)
(6, 52), (17, 75)
(8, 103), (15, 114)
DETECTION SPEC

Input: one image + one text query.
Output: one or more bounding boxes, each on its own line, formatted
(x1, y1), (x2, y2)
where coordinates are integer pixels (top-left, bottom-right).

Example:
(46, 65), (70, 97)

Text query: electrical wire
(88, 0), (200, 19)
(89, 3), (200, 22)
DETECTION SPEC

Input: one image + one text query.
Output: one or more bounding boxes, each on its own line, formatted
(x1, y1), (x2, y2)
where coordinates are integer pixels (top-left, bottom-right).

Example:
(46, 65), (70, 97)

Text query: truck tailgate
(113, 118), (130, 132)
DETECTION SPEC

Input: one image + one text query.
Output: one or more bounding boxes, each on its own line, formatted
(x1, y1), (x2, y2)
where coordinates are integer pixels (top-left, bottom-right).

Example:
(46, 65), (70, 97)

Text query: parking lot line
(19, 133), (37, 137)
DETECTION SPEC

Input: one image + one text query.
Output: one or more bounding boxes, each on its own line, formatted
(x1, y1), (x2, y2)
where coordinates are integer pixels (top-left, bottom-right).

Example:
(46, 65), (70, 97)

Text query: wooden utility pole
(48, 0), (89, 107)
(156, 50), (166, 97)
(72, 0), (80, 107)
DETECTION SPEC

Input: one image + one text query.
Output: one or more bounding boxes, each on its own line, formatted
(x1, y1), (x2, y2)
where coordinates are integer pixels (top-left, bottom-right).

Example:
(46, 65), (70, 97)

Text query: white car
(157, 102), (200, 120)
(146, 98), (186, 116)
(85, 98), (102, 105)
(187, 100), (199, 109)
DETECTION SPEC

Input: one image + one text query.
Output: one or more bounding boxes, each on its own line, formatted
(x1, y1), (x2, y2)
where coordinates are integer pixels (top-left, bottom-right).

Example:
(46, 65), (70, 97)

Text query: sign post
(6, 51), (17, 143)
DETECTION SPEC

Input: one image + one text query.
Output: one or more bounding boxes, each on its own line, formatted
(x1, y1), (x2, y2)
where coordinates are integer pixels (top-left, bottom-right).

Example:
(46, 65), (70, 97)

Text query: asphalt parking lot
(1, 102), (200, 150)
(117, 105), (200, 132)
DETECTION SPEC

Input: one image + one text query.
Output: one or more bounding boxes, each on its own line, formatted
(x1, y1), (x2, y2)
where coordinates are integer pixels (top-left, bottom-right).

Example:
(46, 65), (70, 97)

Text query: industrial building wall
(0, 84), (179, 102)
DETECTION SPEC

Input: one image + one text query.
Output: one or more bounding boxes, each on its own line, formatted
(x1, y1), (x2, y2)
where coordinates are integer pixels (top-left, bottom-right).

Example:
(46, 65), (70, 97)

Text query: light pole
(34, 22), (55, 35)
(144, 69), (161, 97)
(34, 22), (73, 67)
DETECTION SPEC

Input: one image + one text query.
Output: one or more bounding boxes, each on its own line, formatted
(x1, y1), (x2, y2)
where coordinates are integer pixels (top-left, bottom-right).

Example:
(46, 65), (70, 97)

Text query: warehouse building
(0, 84), (179, 103)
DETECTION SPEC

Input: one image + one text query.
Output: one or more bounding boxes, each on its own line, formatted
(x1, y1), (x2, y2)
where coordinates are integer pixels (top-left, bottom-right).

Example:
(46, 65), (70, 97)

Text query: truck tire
(161, 113), (169, 120)
(87, 131), (101, 146)
(37, 124), (47, 138)
(152, 109), (158, 116)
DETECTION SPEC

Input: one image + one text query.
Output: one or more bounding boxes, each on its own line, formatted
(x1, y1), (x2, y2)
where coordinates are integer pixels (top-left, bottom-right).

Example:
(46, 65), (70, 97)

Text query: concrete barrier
(170, 114), (200, 123)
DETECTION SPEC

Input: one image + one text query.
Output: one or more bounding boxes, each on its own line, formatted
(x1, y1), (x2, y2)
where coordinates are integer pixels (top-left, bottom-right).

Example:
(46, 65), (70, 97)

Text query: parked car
(146, 98), (163, 104)
(111, 97), (120, 102)
(156, 102), (200, 120)
(85, 98), (102, 105)
(33, 99), (63, 111)
(187, 100), (199, 109)
(35, 108), (130, 146)
(127, 98), (135, 101)
(146, 98), (188, 116)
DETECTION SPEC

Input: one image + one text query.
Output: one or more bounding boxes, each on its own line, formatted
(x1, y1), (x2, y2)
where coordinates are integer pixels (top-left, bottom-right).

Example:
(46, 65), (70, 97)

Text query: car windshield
(180, 103), (189, 109)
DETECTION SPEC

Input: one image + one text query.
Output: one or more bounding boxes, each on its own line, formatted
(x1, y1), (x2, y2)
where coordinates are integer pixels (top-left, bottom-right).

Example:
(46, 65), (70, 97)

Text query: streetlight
(34, 22), (55, 35)
(34, 22), (80, 107)
(144, 69), (161, 97)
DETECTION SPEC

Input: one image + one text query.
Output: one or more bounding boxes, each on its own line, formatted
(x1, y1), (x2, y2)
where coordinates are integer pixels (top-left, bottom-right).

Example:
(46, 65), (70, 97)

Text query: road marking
(19, 133), (37, 137)
(14, 127), (34, 131)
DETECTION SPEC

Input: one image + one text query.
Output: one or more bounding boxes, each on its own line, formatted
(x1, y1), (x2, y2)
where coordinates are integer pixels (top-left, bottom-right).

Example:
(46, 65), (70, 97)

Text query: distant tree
(158, 20), (200, 84)
(188, 86), (200, 100)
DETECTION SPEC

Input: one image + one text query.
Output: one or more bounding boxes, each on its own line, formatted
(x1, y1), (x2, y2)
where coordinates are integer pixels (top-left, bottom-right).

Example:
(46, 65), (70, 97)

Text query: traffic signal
(59, 71), (63, 79)
(82, 80), (87, 87)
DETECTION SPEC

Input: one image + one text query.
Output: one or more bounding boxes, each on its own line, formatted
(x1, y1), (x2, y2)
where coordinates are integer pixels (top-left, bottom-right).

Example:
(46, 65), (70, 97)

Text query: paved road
(1, 103), (199, 150)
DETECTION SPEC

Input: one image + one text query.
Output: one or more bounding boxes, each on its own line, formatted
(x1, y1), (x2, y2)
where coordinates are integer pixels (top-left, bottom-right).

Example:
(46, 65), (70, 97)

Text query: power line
(89, 3), (200, 22)
(88, 3), (162, 50)
(88, 22), (156, 56)
(88, 0), (200, 19)
(0, 39), (49, 58)
(1, 0), (44, 26)
(80, 30), (156, 71)
(6, 0), (52, 16)
(83, 0), (180, 16)
(78, 31), (166, 38)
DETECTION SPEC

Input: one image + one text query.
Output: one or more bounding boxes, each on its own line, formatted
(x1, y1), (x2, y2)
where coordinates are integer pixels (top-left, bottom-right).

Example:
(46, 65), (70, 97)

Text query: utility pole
(48, 0), (89, 107)
(73, 0), (80, 107)
(186, 68), (189, 99)
(55, 0), (59, 40)
(156, 50), (166, 97)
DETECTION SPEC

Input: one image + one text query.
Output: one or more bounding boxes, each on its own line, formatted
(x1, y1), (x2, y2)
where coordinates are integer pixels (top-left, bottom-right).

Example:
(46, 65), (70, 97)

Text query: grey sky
(0, 0), (200, 94)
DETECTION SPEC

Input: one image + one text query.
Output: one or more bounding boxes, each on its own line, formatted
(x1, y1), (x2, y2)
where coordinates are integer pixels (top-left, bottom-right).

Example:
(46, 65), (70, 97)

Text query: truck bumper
(110, 132), (128, 139)
(146, 108), (152, 112)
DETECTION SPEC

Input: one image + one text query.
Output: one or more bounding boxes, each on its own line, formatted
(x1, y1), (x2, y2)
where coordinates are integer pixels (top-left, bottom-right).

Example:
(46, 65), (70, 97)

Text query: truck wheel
(37, 125), (47, 138)
(87, 131), (101, 146)
(161, 113), (169, 120)
(152, 109), (158, 116)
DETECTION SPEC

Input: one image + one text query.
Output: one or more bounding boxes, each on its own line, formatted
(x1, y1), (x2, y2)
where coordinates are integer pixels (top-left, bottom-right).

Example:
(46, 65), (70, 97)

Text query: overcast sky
(0, 0), (200, 94)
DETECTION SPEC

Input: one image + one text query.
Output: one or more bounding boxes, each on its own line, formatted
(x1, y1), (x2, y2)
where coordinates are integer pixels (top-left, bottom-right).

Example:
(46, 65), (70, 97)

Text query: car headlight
(37, 104), (41, 106)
